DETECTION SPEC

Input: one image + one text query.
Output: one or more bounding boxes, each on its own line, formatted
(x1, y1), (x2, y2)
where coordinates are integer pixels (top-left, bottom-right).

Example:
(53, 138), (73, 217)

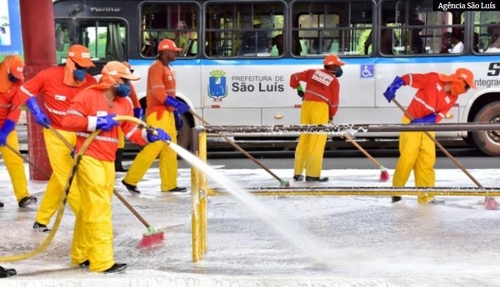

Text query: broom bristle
(138, 229), (164, 248)
(379, 167), (390, 182)
(484, 197), (498, 210)
(279, 179), (290, 188)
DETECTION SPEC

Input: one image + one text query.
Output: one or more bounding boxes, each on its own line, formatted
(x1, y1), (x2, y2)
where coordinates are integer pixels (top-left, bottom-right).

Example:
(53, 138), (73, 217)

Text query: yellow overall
(35, 128), (80, 224)
(71, 156), (115, 272)
(124, 111), (178, 191)
(392, 116), (436, 204)
(294, 101), (329, 178)
(0, 130), (30, 202)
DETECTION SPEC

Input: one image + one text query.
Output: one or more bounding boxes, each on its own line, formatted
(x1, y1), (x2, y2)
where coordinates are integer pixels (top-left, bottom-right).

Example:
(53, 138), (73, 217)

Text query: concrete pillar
(20, 0), (56, 180)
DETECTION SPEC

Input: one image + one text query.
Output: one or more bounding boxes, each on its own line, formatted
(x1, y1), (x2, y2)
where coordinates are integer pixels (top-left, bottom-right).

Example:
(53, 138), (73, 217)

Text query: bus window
(381, 0), (459, 55)
(291, 1), (373, 56)
(473, 11), (500, 53)
(54, 19), (126, 64)
(140, 2), (199, 58)
(204, 2), (285, 57)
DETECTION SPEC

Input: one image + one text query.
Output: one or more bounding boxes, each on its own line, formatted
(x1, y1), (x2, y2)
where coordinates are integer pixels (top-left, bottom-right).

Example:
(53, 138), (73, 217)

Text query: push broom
(342, 131), (390, 181)
(113, 189), (164, 248)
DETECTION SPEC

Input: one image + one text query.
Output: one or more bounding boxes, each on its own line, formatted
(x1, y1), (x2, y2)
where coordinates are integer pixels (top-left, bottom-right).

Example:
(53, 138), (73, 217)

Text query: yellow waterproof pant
(392, 116), (436, 204)
(124, 111), (178, 191)
(294, 101), (329, 178)
(72, 156), (115, 272)
(0, 130), (30, 202)
(35, 128), (80, 225)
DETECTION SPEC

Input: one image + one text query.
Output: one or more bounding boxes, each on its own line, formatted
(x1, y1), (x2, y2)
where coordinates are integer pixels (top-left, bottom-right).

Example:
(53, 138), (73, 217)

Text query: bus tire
(471, 101), (500, 156)
(176, 113), (192, 150)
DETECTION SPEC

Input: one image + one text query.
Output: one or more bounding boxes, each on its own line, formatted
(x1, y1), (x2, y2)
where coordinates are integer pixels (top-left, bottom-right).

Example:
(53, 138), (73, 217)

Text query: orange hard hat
(67, 44), (95, 68)
(102, 61), (140, 81)
(323, 54), (345, 66)
(455, 68), (476, 89)
(121, 61), (132, 69)
(158, 39), (182, 52)
(5, 55), (25, 80)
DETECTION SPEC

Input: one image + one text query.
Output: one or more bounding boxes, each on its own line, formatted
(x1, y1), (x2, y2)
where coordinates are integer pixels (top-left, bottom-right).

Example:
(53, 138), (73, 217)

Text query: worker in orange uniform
(0, 55), (37, 208)
(62, 61), (171, 273)
(289, 54), (345, 182)
(114, 61), (143, 172)
(122, 39), (188, 193)
(383, 68), (476, 204)
(19, 44), (97, 232)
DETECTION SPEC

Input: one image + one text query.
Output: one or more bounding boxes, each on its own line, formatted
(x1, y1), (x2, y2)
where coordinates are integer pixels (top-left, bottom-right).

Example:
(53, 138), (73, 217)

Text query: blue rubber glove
(164, 95), (190, 114)
(147, 128), (171, 143)
(133, 107), (143, 119)
(173, 110), (183, 130)
(25, 97), (51, 128)
(0, 119), (16, 146)
(383, 76), (405, 103)
(411, 113), (436, 124)
(96, 114), (119, 131)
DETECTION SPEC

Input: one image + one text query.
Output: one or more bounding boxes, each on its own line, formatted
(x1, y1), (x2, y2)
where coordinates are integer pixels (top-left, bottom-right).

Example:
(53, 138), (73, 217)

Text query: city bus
(52, 0), (500, 155)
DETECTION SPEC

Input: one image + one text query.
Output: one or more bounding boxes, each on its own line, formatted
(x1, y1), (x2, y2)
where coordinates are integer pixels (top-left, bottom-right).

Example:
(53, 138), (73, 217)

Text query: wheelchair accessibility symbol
(360, 65), (374, 78)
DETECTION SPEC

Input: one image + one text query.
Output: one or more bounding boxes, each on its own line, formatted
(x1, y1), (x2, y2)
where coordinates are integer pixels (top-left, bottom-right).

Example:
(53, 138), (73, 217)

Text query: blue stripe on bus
(129, 55), (500, 66)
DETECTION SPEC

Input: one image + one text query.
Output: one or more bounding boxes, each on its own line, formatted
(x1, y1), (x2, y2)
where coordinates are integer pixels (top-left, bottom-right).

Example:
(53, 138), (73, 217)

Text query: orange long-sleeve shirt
(19, 66), (96, 129)
(290, 69), (340, 119)
(145, 60), (176, 119)
(63, 88), (148, 161)
(401, 72), (457, 122)
(0, 81), (23, 126)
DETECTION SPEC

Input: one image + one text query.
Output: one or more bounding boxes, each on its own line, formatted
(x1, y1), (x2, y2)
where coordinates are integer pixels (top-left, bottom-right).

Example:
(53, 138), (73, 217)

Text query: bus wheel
(176, 113), (192, 150)
(471, 102), (500, 156)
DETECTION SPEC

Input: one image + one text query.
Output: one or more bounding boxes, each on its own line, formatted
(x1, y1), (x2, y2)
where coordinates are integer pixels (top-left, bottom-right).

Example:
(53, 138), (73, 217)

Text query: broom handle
(5, 143), (52, 178)
(190, 110), (284, 183)
(392, 98), (483, 188)
(342, 132), (384, 168)
(113, 189), (151, 228)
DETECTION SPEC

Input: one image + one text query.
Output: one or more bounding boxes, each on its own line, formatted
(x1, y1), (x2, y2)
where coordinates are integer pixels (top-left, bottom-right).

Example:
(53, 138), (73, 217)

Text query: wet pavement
(1, 149), (500, 286)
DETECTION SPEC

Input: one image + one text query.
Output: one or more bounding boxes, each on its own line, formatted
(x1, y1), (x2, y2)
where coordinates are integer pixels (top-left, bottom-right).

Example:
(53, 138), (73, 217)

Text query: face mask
(73, 69), (86, 81)
(115, 83), (131, 97)
(7, 73), (18, 83)
(335, 67), (343, 78)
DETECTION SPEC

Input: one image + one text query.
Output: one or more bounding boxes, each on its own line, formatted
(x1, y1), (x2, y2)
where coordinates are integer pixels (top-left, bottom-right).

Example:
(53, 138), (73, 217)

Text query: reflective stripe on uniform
(306, 90), (337, 107)
(76, 132), (119, 143)
(125, 125), (139, 139)
(45, 103), (67, 116)
(67, 109), (84, 117)
(414, 95), (436, 114)
(151, 84), (164, 90)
